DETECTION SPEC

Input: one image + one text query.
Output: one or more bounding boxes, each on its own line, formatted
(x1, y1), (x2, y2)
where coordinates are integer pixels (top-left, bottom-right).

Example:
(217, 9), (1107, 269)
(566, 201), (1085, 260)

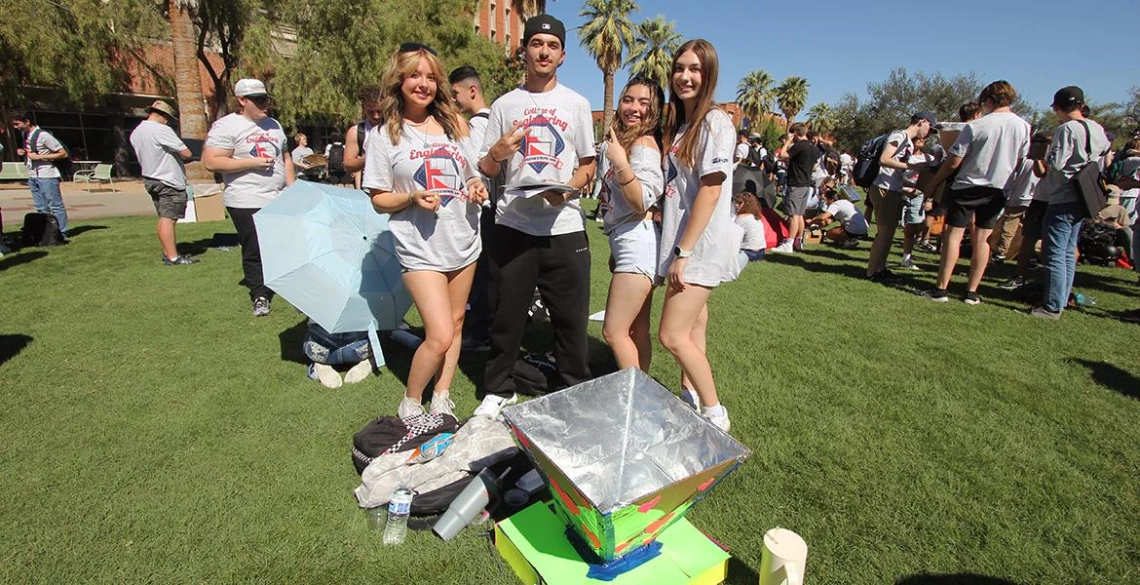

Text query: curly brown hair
(732, 191), (763, 219)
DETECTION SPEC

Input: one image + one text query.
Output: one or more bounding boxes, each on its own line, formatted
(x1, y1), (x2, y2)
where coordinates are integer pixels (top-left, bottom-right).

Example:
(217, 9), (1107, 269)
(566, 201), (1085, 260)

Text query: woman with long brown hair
(600, 76), (665, 372)
(656, 39), (741, 432)
(362, 43), (489, 419)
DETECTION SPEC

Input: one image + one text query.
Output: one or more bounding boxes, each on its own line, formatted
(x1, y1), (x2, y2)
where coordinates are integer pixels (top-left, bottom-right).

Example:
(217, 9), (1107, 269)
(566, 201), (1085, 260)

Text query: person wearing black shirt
(773, 123), (816, 253)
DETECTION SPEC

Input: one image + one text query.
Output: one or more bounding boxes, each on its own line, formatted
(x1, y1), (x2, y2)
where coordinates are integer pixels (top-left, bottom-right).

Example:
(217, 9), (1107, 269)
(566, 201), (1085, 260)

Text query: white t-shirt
(873, 131), (912, 192)
(205, 113), (288, 209)
(735, 214), (766, 251)
(903, 153), (930, 191)
(479, 84), (596, 236)
(949, 111), (1031, 191)
(130, 120), (189, 188)
(24, 128), (65, 179)
(734, 142), (749, 163)
(291, 145), (313, 165)
(840, 152), (854, 171)
(826, 199), (868, 235)
(657, 109), (742, 287)
(468, 108), (491, 152)
(600, 143), (663, 234)
(1037, 118), (1111, 205)
(361, 125), (482, 272)
(1005, 159), (1039, 207)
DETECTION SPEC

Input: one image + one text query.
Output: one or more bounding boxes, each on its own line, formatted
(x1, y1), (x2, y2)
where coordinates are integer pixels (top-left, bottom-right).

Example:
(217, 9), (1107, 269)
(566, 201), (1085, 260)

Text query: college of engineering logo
(518, 115), (566, 173)
(412, 146), (465, 207)
(663, 145), (680, 199)
(248, 134), (281, 159)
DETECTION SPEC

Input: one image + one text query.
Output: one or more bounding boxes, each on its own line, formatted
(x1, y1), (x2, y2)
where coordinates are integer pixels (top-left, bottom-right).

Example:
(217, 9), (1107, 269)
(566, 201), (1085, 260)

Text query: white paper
(503, 182), (579, 198)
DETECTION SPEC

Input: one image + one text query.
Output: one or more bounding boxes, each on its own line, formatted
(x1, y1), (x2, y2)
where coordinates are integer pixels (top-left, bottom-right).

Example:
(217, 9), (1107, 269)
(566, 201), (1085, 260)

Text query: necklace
(403, 118), (438, 149)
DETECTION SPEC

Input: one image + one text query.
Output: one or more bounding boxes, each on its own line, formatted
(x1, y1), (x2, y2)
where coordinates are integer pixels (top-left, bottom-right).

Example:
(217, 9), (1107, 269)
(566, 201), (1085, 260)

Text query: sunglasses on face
(399, 42), (438, 56)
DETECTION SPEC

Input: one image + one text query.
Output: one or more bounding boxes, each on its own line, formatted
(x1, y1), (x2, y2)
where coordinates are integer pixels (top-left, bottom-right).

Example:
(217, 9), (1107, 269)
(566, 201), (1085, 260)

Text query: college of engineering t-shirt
(24, 128), (64, 179)
(785, 139), (816, 188)
(949, 111), (1031, 191)
(130, 120), (189, 189)
(479, 84), (595, 236)
(873, 131), (913, 192)
(599, 143), (663, 234)
(657, 109), (742, 287)
(361, 125), (482, 272)
(205, 113), (287, 209)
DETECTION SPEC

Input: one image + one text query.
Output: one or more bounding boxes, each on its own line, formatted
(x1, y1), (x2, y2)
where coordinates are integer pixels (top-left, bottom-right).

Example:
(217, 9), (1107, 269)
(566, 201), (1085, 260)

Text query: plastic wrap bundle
(501, 368), (751, 564)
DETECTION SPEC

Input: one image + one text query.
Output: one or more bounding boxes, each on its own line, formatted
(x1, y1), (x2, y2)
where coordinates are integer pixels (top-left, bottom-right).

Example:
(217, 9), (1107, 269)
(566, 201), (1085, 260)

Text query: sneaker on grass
(868, 269), (901, 284)
(252, 296), (271, 317)
(770, 240), (795, 254)
(343, 361), (372, 384)
(473, 393), (518, 420)
(398, 396), (425, 419)
(918, 287), (950, 302)
(163, 254), (198, 266)
(916, 240), (938, 253)
(841, 239), (860, 250)
(964, 291), (982, 305)
(998, 276), (1026, 290)
(900, 257), (920, 271)
(309, 363), (343, 389)
(1029, 306), (1061, 320)
(702, 406), (730, 432)
(430, 392), (456, 418)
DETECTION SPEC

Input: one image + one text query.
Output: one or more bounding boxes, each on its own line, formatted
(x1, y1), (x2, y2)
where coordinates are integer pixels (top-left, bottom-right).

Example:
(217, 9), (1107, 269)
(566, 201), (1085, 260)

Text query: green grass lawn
(2, 207), (1139, 585)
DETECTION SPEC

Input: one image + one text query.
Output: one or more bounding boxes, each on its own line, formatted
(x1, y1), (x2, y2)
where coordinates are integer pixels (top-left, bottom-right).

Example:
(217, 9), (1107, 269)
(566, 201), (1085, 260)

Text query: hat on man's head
(145, 100), (177, 120)
(523, 14), (566, 46)
(234, 78), (269, 98)
(914, 111), (938, 127)
(1052, 86), (1084, 108)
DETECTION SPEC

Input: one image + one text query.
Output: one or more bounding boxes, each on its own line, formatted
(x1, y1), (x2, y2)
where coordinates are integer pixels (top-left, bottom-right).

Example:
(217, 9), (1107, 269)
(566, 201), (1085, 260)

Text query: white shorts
(608, 219), (659, 280)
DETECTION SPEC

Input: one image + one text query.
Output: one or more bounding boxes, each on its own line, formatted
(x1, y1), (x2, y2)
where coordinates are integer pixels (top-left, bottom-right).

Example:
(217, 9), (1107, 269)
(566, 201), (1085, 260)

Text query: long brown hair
(733, 191), (762, 219)
(609, 76), (664, 154)
(379, 47), (468, 146)
(664, 39), (721, 167)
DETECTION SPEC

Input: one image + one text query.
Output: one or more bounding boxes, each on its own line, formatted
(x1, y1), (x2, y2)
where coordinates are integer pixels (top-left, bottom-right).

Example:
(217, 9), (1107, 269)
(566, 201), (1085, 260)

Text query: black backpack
(1078, 222), (1121, 265)
(327, 143), (346, 172)
(21, 212), (66, 246)
(852, 133), (891, 188)
(748, 144), (765, 168)
(355, 122), (367, 156)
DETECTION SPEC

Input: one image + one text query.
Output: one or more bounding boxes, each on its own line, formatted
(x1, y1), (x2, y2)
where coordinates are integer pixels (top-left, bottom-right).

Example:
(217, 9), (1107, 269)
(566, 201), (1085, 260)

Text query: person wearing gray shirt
(12, 112), (70, 237)
(129, 100), (197, 265)
(1031, 86), (1110, 319)
(473, 15), (597, 419)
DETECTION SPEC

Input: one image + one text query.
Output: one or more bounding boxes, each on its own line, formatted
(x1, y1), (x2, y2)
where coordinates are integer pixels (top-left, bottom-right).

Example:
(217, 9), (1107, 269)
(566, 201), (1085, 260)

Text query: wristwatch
(673, 246), (692, 258)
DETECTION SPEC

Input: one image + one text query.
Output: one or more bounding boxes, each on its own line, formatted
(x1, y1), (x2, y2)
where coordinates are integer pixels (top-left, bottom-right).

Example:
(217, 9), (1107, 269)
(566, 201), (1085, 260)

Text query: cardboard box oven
(188, 184), (226, 222)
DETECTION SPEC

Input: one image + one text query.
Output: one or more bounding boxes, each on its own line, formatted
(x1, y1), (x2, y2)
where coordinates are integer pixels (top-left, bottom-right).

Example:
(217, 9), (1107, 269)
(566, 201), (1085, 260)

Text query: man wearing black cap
(862, 111), (936, 280)
(922, 80), (1030, 305)
(1030, 86), (1110, 320)
(474, 14), (597, 419)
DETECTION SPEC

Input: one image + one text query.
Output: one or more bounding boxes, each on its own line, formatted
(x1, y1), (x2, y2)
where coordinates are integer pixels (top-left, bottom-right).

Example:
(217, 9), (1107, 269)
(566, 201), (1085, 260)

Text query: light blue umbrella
(254, 181), (412, 367)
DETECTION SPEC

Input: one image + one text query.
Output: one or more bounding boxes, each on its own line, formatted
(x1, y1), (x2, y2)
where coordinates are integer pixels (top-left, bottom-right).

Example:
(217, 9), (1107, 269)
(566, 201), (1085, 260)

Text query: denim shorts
(902, 193), (925, 225)
(609, 219), (659, 279)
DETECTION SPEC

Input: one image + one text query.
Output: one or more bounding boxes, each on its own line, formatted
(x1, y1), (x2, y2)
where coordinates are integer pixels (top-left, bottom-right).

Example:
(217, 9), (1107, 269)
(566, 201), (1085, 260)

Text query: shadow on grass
(0, 250), (47, 271)
(178, 232), (240, 257)
(895, 573), (1020, 585)
(67, 225), (107, 237)
(278, 318), (310, 365)
(725, 557), (760, 585)
(1070, 358), (1140, 401)
(0, 333), (33, 367)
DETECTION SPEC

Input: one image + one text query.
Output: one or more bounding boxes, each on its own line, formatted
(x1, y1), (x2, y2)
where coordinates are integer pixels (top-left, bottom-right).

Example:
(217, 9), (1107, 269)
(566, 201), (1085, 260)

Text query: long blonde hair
(609, 76), (664, 154)
(664, 39), (721, 168)
(378, 47), (468, 146)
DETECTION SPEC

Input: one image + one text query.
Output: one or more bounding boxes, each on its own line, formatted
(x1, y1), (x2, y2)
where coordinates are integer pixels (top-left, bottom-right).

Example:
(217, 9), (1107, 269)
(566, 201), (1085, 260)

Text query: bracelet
(407, 192), (415, 204)
(619, 177), (636, 186)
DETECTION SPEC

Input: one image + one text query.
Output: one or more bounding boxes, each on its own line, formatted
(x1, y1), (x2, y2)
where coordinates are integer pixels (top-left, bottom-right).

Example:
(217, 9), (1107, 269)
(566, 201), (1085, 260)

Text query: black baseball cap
(1051, 86), (1085, 109)
(913, 111), (938, 126)
(523, 14), (566, 46)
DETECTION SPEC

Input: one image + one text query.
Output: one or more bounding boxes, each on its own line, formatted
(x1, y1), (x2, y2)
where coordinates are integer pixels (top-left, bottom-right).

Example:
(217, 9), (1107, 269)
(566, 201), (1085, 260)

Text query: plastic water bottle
(382, 487), (414, 545)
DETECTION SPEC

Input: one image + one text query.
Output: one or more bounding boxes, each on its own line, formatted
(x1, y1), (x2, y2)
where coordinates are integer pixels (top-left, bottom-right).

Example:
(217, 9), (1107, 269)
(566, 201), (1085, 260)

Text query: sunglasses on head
(399, 42), (438, 56)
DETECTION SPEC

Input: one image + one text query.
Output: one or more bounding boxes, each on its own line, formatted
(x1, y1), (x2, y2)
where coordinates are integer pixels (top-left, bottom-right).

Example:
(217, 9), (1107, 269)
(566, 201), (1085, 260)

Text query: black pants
(463, 205), (497, 343)
(481, 225), (591, 399)
(227, 206), (272, 301)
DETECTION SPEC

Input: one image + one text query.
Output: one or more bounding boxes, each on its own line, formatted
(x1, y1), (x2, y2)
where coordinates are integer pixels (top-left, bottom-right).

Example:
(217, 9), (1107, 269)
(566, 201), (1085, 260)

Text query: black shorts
(945, 185), (1006, 229)
(927, 199), (945, 217)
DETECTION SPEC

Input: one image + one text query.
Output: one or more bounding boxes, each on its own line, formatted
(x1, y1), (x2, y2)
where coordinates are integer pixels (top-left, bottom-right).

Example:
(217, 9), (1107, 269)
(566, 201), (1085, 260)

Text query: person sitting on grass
(733, 191), (767, 270)
(303, 320), (373, 389)
(808, 178), (867, 249)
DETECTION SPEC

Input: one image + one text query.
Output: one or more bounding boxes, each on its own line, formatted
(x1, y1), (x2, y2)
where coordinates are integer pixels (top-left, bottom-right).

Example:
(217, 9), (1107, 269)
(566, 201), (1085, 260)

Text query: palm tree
(578, 0), (638, 132)
(169, 0), (212, 181)
(513, 0), (547, 19)
(735, 69), (774, 131)
(775, 76), (810, 125)
(806, 103), (837, 136)
(625, 15), (681, 91)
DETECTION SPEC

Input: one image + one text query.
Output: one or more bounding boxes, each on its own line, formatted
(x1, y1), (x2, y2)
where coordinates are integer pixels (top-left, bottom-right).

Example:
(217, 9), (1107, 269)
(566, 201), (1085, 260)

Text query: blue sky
(543, 0), (1138, 114)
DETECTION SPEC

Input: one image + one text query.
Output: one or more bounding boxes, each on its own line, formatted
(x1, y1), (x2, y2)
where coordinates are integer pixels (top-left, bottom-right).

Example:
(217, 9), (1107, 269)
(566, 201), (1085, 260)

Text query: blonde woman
(362, 43), (489, 419)
(600, 76), (665, 372)
(657, 39), (742, 432)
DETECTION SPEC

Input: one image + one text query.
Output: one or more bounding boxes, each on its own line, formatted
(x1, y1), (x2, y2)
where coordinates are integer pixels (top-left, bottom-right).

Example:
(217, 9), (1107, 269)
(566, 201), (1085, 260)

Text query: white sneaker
(398, 396), (425, 419)
(430, 392), (456, 418)
(702, 406), (730, 432)
(343, 361), (372, 384)
(311, 363), (342, 389)
(473, 393), (519, 420)
(770, 241), (795, 254)
(900, 257), (920, 271)
(679, 388), (699, 411)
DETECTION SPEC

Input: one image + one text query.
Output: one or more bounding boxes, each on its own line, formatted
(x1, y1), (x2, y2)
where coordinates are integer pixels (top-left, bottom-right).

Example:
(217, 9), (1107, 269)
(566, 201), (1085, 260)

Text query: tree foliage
(735, 69), (774, 131)
(271, 0), (518, 128)
(185, 0), (278, 121)
(578, 0), (638, 131)
(775, 76), (809, 124)
(806, 103), (836, 136)
(626, 15), (681, 92)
